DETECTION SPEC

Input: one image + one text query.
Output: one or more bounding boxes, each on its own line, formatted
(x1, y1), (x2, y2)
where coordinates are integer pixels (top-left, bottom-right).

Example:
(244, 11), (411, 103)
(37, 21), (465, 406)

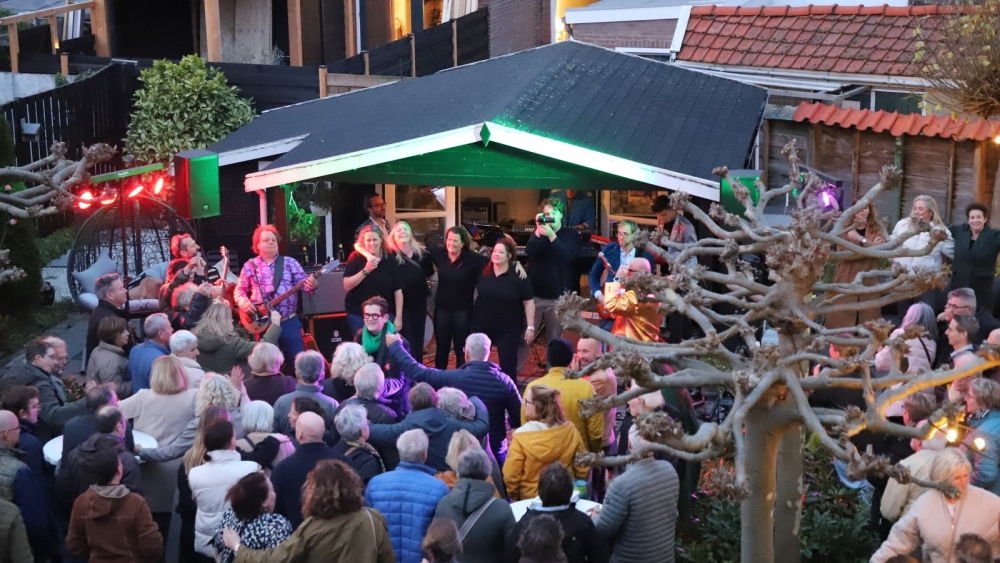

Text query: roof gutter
(672, 61), (932, 90)
(565, 5), (686, 24)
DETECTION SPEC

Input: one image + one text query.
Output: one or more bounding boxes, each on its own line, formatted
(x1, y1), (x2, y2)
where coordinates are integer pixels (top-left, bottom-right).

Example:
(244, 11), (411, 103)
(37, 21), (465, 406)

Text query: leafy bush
(37, 226), (76, 264)
(124, 55), (255, 163)
(677, 437), (879, 563)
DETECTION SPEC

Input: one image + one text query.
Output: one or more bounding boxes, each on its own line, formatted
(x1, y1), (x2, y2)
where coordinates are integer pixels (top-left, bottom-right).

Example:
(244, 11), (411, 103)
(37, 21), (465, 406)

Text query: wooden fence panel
(415, 23), (454, 76)
(954, 140), (979, 222)
(367, 36), (413, 76)
(857, 130), (897, 222)
(814, 126), (855, 198)
(765, 120), (809, 194)
(902, 135), (951, 221)
(455, 9), (488, 65)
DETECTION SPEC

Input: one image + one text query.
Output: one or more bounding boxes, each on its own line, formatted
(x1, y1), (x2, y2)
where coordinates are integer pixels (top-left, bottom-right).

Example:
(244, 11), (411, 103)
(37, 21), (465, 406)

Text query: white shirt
(891, 218), (955, 273)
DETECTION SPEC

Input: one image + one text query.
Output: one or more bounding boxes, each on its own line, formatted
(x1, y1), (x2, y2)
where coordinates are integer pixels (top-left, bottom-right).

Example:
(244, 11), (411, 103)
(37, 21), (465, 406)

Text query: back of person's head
(527, 385), (566, 426)
(193, 302), (236, 338)
(437, 387), (472, 420)
(409, 382), (438, 411)
(422, 518), (463, 563)
(198, 374), (240, 414)
(397, 428), (429, 464)
(956, 533), (993, 563)
(445, 430), (480, 472)
(24, 338), (51, 365)
(242, 400), (275, 435)
(295, 350), (326, 384)
(464, 333), (491, 362)
(902, 392), (936, 424)
(90, 446), (121, 487)
(517, 514), (564, 562)
(226, 472), (271, 522)
(334, 405), (369, 443)
(538, 462), (573, 507)
(292, 396), (324, 417)
(150, 355), (189, 395)
(354, 364), (385, 400)
(295, 411), (326, 444)
(1, 385), (38, 419)
(172, 283), (199, 311)
(546, 339), (574, 369)
(184, 405), (231, 473)
(85, 384), (116, 413)
(303, 459), (363, 519)
(249, 342), (285, 374)
(143, 313), (171, 340)
(902, 302), (938, 341)
(169, 329), (198, 355)
(330, 342), (369, 384)
(95, 405), (124, 434)
(204, 420), (235, 457)
(456, 447), (491, 481)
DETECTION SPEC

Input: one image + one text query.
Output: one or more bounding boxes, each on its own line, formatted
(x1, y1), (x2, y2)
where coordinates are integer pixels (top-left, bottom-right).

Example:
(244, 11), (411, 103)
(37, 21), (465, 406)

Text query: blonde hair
(197, 373), (241, 415)
(193, 302), (235, 340)
(445, 429), (481, 472)
(150, 355), (189, 395)
(330, 342), (370, 385)
(913, 195), (945, 227)
(386, 221), (427, 265)
(183, 405), (230, 473)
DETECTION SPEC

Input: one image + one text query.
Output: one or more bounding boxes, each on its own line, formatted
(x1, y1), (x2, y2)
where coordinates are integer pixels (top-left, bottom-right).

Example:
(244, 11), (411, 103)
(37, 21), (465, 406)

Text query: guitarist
(235, 224), (320, 362)
(587, 220), (654, 331)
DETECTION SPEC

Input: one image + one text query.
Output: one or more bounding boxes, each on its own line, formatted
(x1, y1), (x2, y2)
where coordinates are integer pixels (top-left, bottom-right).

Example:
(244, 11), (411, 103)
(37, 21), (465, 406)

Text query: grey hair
(169, 330), (198, 354)
(901, 302), (938, 341)
(173, 283), (198, 311)
(953, 314), (980, 340)
(241, 400), (275, 434)
(438, 387), (473, 420)
(949, 288), (978, 308)
(94, 273), (120, 298)
(249, 342), (285, 374)
(143, 313), (171, 338)
(295, 350), (326, 384)
(930, 448), (972, 485)
(354, 364), (385, 400)
(628, 423), (650, 452)
(464, 333), (491, 362)
(197, 374), (241, 414)
(456, 447), (491, 480)
(970, 378), (1000, 410)
(397, 428), (429, 463)
(330, 342), (370, 385)
(334, 405), (369, 442)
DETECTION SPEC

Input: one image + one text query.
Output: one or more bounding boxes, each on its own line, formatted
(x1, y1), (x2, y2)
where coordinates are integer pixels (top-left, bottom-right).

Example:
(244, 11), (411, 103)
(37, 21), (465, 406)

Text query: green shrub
(124, 55), (255, 163)
(37, 226), (76, 264)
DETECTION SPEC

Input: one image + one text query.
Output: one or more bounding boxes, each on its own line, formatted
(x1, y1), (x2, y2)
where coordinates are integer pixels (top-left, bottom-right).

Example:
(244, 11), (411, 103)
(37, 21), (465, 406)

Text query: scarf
(346, 440), (385, 473)
(361, 322), (396, 355)
(969, 409), (989, 423)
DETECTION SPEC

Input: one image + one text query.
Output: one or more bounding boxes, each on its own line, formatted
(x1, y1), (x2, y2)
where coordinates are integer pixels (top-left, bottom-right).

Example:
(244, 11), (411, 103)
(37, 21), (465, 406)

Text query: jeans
(434, 307), (472, 369)
(277, 315), (305, 373)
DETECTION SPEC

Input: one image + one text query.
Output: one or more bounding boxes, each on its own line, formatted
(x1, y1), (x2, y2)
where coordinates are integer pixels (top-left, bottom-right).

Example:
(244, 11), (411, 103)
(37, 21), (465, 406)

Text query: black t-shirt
(390, 251), (434, 312)
(472, 267), (534, 334)
(525, 229), (578, 299)
(429, 247), (488, 310)
(343, 251), (401, 315)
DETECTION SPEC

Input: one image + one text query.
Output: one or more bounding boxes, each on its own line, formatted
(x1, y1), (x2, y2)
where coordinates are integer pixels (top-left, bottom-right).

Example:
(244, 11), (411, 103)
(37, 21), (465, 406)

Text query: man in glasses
(588, 220), (655, 331)
(602, 257), (663, 343)
(934, 288), (1000, 368)
(355, 193), (390, 241)
(355, 296), (411, 417)
(0, 338), (86, 441)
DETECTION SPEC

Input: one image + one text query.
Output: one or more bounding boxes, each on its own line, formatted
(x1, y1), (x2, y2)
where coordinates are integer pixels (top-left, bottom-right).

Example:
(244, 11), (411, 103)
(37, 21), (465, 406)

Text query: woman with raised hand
(344, 223), (402, 336)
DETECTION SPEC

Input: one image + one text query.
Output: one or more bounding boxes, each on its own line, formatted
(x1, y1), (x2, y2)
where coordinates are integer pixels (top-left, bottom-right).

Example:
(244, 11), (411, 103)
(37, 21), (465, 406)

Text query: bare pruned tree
(560, 140), (1000, 563)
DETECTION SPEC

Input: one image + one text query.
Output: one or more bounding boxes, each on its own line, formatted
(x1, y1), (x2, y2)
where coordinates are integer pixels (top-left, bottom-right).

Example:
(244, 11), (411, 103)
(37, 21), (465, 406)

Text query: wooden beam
(344, 0), (357, 57)
(318, 65), (328, 98)
(47, 15), (59, 53)
(0, 1), (93, 25)
(945, 139), (956, 221)
(204, 0), (223, 62)
(363, 51), (369, 75)
(451, 19), (457, 67)
(89, 0), (109, 56)
(60, 52), (69, 76)
(8, 24), (19, 73)
(288, 0), (303, 66)
(409, 34), (416, 77)
(852, 128), (861, 200)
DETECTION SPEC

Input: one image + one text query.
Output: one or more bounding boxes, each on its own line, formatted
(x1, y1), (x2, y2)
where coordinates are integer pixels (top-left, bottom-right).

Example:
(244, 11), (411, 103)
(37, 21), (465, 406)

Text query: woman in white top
(118, 355), (199, 528)
(188, 419), (260, 558)
(891, 195), (955, 273)
(170, 330), (207, 390)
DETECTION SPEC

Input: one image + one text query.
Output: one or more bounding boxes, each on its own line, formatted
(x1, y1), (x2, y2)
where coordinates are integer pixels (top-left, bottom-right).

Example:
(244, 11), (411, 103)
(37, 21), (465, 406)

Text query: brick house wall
(489, 0), (548, 56)
(571, 19), (676, 50)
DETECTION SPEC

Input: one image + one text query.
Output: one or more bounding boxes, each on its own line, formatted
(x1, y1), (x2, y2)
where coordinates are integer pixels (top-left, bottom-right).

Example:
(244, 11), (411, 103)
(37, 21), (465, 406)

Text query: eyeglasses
(0, 426), (19, 433)
(945, 303), (971, 310)
(370, 203), (387, 208)
(362, 313), (385, 320)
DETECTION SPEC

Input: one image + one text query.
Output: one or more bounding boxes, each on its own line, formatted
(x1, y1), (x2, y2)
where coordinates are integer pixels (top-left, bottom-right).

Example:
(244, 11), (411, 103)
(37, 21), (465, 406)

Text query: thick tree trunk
(774, 426), (804, 563)
(741, 406), (783, 563)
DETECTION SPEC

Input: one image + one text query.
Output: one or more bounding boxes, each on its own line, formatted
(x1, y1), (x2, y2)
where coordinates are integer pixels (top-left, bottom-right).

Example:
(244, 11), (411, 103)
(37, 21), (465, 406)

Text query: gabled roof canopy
(210, 41), (767, 201)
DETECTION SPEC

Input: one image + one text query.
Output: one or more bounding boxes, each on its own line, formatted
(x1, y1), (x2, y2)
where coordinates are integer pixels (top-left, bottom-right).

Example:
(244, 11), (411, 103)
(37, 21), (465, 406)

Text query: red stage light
(77, 190), (93, 210)
(153, 177), (165, 195)
(99, 192), (117, 205)
(128, 184), (144, 198)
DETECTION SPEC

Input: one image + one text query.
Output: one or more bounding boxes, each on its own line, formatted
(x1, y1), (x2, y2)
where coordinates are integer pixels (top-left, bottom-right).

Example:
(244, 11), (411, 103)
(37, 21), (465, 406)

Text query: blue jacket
(968, 410), (1000, 496)
(365, 461), (450, 563)
(588, 242), (656, 298)
(368, 399), (490, 472)
(271, 442), (347, 529)
(127, 340), (168, 393)
(388, 343), (521, 462)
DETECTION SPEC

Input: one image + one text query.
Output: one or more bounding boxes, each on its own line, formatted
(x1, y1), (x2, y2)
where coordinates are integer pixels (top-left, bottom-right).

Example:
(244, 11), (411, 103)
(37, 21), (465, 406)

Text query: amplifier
(307, 314), (353, 358)
(301, 267), (347, 315)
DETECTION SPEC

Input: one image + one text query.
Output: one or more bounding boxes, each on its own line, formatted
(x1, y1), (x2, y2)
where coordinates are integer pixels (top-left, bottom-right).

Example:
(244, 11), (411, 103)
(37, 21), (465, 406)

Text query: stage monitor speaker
(307, 315), (352, 359)
(174, 149), (221, 219)
(301, 269), (347, 315)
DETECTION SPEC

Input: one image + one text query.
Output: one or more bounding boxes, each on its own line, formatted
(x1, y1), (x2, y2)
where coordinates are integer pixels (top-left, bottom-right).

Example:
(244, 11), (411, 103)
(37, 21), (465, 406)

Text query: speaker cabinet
(301, 269), (346, 315)
(174, 149), (221, 219)
(307, 315), (353, 358)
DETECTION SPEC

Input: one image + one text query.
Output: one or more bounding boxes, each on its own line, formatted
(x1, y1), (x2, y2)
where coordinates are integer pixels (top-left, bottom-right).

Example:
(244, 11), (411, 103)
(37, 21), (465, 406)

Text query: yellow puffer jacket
(503, 421), (588, 501)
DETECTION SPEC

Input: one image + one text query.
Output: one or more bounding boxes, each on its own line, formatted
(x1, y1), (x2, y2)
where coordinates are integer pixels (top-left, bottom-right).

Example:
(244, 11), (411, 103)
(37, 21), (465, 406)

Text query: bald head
(0, 411), (19, 446)
(576, 338), (603, 366)
(988, 328), (1000, 347)
(627, 257), (651, 274)
(295, 411), (326, 444)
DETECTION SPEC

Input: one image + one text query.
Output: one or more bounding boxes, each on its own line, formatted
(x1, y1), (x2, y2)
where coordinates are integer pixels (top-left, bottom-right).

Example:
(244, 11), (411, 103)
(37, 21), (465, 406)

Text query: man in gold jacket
(604, 257), (663, 343)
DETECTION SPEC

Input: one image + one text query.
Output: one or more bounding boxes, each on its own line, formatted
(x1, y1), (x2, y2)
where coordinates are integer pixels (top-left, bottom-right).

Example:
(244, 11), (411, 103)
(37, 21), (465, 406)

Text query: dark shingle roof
(211, 41), (767, 184)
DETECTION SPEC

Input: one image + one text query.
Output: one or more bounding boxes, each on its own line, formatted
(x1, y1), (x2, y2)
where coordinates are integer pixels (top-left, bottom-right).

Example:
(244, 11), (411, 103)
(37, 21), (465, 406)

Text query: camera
(536, 214), (555, 224)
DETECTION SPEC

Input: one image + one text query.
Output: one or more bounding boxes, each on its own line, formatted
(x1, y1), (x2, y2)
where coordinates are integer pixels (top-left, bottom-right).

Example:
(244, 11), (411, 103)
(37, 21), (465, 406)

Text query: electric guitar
(239, 259), (340, 334)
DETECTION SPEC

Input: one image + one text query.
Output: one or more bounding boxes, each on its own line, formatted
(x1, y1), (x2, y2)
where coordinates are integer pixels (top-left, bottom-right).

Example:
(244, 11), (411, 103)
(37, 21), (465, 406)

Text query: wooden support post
(47, 15), (59, 53)
(451, 19), (457, 66)
(892, 136), (904, 224)
(204, 0), (223, 62)
(7, 24), (19, 73)
(91, 0), (109, 56)
(318, 65), (328, 98)
(809, 123), (820, 168)
(410, 34), (416, 77)
(363, 51), (370, 75)
(344, 0), (357, 57)
(852, 129), (861, 200)
(288, 0), (303, 66)
(274, 187), (289, 255)
(945, 139), (957, 221)
(60, 52), (69, 76)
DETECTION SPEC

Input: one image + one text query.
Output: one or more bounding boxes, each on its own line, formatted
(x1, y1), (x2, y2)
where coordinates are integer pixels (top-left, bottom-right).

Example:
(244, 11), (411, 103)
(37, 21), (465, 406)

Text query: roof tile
(793, 102), (1000, 142)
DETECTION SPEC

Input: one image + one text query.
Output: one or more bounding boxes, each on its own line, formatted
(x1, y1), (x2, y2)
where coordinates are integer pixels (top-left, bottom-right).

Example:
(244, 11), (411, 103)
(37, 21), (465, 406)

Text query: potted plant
(306, 181), (335, 216)
(288, 201), (321, 243)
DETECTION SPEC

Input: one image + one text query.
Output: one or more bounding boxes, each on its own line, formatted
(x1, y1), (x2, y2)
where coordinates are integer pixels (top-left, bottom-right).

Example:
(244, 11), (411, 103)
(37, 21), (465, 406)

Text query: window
(386, 184), (454, 245)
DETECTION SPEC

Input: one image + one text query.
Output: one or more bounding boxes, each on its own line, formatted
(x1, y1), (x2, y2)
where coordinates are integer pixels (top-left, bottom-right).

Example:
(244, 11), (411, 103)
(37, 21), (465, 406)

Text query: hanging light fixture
(77, 190), (94, 210)
(128, 184), (144, 198)
(153, 176), (165, 195)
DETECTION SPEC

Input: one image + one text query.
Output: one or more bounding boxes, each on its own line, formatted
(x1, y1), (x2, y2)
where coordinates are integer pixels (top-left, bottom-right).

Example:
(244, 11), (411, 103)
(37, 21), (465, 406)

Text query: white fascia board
(615, 47), (673, 54)
(243, 125), (482, 192)
(565, 6), (682, 24)
(669, 5), (691, 53)
(216, 136), (309, 167)
(482, 122), (720, 201)
(673, 61), (931, 89)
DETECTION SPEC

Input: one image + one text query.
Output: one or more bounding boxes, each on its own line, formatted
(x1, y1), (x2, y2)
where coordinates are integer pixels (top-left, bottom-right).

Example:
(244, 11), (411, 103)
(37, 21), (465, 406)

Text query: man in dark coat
(270, 412), (346, 529)
(0, 338), (86, 441)
(0, 410), (56, 560)
(367, 382), (489, 473)
(86, 273), (130, 361)
(62, 385), (134, 459)
(934, 287), (1000, 367)
(330, 364), (399, 468)
(386, 332), (521, 463)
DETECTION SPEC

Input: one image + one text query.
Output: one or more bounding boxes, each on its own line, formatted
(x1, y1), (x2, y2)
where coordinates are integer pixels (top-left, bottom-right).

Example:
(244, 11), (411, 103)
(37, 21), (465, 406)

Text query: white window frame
(385, 184), (456, 232)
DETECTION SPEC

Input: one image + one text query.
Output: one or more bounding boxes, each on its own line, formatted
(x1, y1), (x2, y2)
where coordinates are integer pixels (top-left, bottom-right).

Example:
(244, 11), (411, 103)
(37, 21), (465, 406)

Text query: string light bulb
(127, 184), (144, 198)
(947, 428), (959, 443)
(974, 437), (987, 451)
(153, 177), (165, 195)
(77, 191), (93, 210)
